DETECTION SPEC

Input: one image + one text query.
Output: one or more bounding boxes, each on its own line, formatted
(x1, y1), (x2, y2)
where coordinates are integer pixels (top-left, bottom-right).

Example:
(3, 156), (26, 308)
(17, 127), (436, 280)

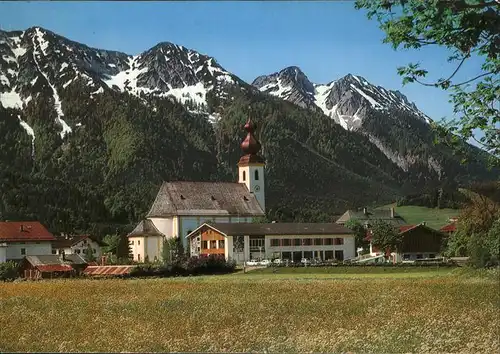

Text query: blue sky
(0, 1), (486, 121)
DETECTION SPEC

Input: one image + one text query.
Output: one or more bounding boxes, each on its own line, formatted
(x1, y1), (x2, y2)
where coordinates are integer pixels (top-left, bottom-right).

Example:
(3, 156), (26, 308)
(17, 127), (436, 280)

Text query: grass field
(381, 203), (459, 229)
(0, 268), (498, 353)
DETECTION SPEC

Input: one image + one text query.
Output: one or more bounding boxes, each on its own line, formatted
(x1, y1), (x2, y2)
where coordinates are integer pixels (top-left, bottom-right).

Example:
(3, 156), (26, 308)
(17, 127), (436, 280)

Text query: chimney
(390, 207), (395, 218)
(363, 207), (367, 215)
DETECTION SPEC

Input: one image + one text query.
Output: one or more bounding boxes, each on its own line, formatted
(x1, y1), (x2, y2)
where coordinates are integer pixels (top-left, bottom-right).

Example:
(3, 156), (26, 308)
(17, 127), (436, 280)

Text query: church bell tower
(238, 117), (266, 212)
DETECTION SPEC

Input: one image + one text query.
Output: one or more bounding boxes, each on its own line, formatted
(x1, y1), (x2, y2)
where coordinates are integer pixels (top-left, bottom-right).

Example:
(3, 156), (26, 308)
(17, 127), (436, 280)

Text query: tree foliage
(445, 182), (500, 266)
(371, 220), (402, 255)
(355, 0), (500, 166)
(344, 218), (369, 252)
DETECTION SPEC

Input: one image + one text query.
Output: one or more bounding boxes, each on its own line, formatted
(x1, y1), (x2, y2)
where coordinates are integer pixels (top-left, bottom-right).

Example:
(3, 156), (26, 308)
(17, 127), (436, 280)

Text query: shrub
(129, 255), (236, 278)
(0, 261), (19, 281)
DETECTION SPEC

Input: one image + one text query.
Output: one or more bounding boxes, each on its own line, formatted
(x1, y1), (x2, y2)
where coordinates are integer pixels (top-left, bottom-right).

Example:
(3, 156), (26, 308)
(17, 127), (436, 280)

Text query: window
(254, 170), (259, 180)
(416, 254), (423, 259)
(334, 238), (344, 245)
(202, 241), (208, 249)
(282, 239), (291, 246)
(75, 249), (81, 254)
(249, 238), (265, 248)
(138, 240), (141, 246)
(21, 248), (26, 255)
(130, 240), (134, 245)
(293, 238), (301, 246)
(324, 238), (333, 246)
(138, 254), (141, 262)
(314, 238), (322, 246)
(210, 240), (217, 249)
(429, 254), (436, 259)
(334, 250), (344, 261)
(302, 238), (312, 246)
(403, 254), (410, 261)
(218, 240), (225, 249)
(242, 171), (246, 181)
(325, 250), (334, 260)
(270, 239), (280, 247)
(52, 249), (57, 255)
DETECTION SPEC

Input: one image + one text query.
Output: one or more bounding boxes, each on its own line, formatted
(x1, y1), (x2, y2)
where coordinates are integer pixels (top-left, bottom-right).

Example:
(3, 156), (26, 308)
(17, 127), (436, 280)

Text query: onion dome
(238, 117), (265, 166)
(240, 118), (262, 155)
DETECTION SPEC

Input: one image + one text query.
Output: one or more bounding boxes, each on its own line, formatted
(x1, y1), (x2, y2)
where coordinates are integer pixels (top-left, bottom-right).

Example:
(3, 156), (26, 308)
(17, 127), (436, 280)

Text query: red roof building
(0, 221), (55, 261)
(0, 221), (55, 242)
(440, 223), (457, 234)
(19, 254), (88, 280)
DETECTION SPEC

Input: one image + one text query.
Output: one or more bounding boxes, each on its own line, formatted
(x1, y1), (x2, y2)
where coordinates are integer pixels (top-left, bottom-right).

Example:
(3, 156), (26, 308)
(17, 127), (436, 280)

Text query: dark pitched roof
(146, 181), (265, 218)
(336, 209), (406, 225)
(186, 222), (353, 238)
(0, 221), (55, 242)
(52, 235), (104, 249)
(127, 220), (164, 237)
(25, 254), (88, 267)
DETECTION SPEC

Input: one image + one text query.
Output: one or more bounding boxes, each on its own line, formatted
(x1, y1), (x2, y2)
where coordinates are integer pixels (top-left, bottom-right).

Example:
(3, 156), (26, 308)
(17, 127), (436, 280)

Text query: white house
(0, 221), (55, 261)
(128, 118), (266, 262)
(186, 222), (356, 264)
(128, 219), (165, 263)
(52, 235), (104, 260)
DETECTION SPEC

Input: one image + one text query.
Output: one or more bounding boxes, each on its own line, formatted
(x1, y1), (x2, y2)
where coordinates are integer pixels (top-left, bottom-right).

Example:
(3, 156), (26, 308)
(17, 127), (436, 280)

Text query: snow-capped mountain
(252, 66), (431, 131)
(0, 26), (245, 136)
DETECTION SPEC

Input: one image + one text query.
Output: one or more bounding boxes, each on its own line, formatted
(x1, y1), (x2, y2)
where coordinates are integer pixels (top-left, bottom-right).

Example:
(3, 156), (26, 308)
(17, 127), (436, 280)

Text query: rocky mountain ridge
(252, 66), (431, 131)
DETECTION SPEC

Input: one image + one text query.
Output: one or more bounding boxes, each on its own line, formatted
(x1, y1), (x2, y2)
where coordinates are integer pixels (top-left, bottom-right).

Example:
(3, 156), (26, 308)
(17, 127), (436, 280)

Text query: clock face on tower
(254, 185), (261, 192)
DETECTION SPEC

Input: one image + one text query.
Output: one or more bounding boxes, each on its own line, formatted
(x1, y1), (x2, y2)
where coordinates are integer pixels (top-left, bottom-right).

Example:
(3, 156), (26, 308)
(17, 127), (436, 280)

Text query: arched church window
(254, 170), (259, 181)
(242, 171), (246, 181)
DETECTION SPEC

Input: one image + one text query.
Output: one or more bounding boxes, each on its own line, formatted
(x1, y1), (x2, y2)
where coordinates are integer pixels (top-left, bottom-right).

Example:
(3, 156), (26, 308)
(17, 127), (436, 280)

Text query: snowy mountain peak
(253, 68), (431, 131)
(0, 26), (246, 131)
(252, 66), (317, 109)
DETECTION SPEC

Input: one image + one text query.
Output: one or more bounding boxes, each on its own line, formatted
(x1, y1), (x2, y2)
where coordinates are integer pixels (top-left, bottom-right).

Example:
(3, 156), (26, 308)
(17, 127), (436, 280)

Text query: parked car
(273, 258), (283, 265)
(259, 259), (271, 266)
(245, 260), (259, 266)
(301, 258), (310, 265)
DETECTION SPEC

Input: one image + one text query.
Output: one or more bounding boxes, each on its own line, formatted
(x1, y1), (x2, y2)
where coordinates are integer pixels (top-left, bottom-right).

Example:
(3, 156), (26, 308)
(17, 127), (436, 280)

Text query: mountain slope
(252, 67), (494, 180)
(0, 27), (496, 236)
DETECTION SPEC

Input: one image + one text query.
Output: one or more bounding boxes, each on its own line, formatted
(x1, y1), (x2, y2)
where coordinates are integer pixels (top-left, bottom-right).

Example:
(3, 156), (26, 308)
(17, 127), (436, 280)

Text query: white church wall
(150, 217), (175, 238)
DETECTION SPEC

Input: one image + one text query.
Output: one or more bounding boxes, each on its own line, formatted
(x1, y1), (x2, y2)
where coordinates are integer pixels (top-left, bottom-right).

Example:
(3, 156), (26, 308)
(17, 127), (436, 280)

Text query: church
(128, 118), (267, 262)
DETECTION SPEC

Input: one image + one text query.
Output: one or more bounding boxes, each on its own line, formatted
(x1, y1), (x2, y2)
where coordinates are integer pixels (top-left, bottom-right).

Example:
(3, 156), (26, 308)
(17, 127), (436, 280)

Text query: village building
(336, 207), (406, 227)
(52, 234), (104, 260)
(366, 223), (445, 262)
(0, 221), (55, 262)
(128, 118), (266, 262)
(19, 254), (88, 280)
(186, 222), (355, 263)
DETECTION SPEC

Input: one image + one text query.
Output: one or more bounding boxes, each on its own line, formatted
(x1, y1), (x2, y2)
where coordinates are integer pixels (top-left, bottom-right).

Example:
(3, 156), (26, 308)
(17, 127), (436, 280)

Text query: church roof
(146, 181), (265, 218)
(127, 219), (164, 237)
